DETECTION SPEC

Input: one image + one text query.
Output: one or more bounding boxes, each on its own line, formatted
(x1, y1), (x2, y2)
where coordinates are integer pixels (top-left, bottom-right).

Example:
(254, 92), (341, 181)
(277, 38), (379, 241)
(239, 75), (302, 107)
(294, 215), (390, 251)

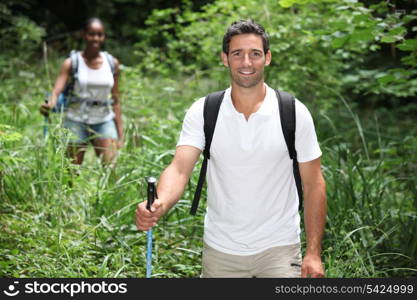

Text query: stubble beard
(230, 69), (264, 89)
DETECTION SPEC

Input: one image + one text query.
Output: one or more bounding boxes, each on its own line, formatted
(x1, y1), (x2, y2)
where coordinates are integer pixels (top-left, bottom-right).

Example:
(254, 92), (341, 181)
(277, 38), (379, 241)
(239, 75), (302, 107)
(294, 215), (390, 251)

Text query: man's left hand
(301, 254), (325, 278)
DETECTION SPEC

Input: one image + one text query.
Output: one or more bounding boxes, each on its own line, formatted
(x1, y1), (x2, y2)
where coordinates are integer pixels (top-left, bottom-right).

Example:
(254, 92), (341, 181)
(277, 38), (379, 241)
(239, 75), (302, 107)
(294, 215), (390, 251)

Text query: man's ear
(221, 52), (229, 67)
(265, 50), (272, 66)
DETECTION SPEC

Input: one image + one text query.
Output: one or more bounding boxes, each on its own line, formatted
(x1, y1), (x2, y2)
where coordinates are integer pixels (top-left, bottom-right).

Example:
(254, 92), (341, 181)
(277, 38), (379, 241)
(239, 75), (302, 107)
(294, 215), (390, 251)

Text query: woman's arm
(111, 58), (123, 147)
(40, 58), (71, 115)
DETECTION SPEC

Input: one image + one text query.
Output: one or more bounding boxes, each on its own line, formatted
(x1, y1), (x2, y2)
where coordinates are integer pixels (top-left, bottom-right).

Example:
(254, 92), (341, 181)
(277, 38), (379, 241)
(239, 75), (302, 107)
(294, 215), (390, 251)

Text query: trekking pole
(146, 177), (157, 278)
(42, 41), (51, 140)
(43, 98), (49, 139)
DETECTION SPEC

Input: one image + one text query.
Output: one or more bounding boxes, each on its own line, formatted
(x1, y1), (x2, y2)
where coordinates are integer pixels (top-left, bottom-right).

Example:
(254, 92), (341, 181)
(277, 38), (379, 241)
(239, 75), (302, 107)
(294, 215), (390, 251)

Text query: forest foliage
(0, 0), (416, 277)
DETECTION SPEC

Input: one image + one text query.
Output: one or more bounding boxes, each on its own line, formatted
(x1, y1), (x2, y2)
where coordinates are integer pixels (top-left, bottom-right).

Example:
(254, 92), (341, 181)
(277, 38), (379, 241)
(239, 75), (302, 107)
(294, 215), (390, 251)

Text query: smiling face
(84, 21), (105, 50)
(221, 33), (271, 89)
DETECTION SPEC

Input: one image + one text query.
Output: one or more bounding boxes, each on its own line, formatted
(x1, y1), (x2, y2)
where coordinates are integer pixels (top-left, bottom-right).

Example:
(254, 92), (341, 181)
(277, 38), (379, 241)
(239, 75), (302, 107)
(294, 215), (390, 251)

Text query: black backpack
(190, 89), (303, 215)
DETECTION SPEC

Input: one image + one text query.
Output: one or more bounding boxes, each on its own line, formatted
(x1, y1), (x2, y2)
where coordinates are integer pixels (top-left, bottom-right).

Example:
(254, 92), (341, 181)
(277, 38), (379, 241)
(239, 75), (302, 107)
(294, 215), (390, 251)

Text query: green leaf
(388, 26), (407, 36)
(350, 28), (375, 43)
(278, 0), (294, 8)
(370, 44), (380, 51)
(402, 15), (417, 24)
(401, 54), (417, 67)
(330, 21), (349, 31)
(332, 35), (349, 48)
(397, 39), (417, 51)
(381, 36), (397, 43)
(377, 75), (395, 84)
(335, 5), (350, 10)
(353, 14), (372, 26)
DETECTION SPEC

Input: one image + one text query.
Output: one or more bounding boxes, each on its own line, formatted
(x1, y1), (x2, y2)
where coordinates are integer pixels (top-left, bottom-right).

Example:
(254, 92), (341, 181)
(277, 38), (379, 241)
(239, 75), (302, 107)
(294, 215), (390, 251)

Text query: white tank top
(65, 52), (115, 124)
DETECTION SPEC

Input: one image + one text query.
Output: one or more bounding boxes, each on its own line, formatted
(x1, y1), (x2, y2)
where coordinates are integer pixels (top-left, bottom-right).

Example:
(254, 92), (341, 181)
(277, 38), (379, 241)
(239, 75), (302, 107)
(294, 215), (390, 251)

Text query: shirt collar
(222, 83), (275, 117)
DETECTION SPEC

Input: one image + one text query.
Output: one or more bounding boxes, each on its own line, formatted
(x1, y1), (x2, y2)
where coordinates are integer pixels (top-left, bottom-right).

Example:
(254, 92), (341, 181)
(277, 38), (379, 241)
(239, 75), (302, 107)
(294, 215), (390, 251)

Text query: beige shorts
(202, 242), (302, 278)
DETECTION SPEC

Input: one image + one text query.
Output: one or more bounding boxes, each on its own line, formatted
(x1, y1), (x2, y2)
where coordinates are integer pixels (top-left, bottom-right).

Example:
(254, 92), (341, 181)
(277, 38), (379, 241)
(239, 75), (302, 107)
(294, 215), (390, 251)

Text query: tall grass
(0, 59), (416, 277)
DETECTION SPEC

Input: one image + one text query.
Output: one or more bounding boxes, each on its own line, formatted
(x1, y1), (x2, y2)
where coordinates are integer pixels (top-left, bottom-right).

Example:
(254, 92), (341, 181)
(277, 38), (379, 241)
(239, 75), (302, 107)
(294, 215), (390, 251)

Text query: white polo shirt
(177, 84), (322, 255)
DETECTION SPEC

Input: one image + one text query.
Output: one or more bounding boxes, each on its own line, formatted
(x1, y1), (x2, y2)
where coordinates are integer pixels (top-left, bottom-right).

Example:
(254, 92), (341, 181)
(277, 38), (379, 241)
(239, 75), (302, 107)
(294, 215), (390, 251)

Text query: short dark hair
(84, 17), (104, 31)
(222, 20), (269, 54)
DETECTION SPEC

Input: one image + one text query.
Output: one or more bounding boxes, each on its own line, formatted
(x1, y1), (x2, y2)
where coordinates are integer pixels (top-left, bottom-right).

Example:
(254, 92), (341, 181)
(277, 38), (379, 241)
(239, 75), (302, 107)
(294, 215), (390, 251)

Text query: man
(135, 20), (326, 278)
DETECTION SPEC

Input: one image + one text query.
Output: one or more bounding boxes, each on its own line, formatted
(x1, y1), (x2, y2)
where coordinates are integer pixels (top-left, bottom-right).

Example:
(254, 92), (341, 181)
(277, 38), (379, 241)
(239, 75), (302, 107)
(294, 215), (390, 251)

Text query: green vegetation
(0, 0), (416, 277)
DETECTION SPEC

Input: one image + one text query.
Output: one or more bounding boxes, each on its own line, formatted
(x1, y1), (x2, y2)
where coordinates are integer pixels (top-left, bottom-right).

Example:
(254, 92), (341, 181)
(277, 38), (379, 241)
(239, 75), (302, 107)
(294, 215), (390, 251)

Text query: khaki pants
(202, 242), (302, 278)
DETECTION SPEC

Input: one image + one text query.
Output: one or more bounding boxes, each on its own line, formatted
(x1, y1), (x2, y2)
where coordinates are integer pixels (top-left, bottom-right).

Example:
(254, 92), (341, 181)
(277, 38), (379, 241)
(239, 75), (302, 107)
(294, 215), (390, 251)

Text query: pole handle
(146, 177), (157, 211)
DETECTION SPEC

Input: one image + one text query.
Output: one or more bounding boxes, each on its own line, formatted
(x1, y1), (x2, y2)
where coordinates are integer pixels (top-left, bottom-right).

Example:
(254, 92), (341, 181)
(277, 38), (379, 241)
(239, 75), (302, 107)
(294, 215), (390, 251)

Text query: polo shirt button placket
(246, 114), (256, 151)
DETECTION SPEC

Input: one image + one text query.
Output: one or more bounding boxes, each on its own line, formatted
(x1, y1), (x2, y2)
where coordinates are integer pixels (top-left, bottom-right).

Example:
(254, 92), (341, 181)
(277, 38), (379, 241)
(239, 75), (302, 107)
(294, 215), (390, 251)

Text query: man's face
(221, 34), (271, 89)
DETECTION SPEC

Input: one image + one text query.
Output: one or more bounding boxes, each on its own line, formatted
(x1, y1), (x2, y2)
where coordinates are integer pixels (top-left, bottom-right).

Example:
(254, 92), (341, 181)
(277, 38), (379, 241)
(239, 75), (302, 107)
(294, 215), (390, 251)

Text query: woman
(40, 18), (123, 165)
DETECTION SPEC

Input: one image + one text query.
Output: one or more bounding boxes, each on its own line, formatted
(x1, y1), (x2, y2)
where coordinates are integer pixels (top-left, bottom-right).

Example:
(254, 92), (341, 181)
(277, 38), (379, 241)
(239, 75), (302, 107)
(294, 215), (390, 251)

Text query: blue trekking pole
(43, 116), (49, 138)
(146, 177), (157, 278)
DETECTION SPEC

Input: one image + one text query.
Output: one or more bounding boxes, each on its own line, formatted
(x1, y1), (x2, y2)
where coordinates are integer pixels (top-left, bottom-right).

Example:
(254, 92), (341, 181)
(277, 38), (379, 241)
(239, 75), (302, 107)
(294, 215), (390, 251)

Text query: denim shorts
(63, 118), (118, 143)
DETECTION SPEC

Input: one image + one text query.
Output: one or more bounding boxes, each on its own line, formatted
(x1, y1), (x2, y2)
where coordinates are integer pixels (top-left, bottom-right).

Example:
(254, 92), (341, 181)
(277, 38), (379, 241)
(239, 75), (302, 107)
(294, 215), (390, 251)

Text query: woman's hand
(40, 103), (52, 116)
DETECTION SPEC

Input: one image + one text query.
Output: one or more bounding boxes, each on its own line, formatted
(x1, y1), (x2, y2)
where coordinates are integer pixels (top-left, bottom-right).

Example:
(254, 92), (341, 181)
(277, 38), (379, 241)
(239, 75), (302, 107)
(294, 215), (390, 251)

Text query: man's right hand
(40, 103), (52, 116)
(134, 146), (202, 231)
(135, 199), (165, 231)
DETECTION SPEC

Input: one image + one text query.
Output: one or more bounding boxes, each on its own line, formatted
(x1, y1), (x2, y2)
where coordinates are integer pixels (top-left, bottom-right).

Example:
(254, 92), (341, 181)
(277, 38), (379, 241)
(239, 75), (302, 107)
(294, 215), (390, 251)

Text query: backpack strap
(190, 90), (225, 215)
(190, 89), (303, 215)
(103, 51), (116, 75)
(69, 50), (115, 77)
(69, 50), (79, 80)
(275, 90), (303, 210)
(59, 50), (79, 105)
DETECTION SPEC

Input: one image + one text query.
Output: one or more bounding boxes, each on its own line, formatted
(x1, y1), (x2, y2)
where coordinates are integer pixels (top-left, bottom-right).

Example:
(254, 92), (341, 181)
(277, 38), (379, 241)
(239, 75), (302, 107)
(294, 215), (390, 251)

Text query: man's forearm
(157, 163), (190, 215)
(303, 181), (327, 256)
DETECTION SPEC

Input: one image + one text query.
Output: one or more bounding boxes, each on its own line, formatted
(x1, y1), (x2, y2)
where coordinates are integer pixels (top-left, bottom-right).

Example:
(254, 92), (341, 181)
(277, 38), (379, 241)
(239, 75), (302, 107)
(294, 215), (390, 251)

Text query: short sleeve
(294, 99), (322, 162)
(176, 97), (205, 151)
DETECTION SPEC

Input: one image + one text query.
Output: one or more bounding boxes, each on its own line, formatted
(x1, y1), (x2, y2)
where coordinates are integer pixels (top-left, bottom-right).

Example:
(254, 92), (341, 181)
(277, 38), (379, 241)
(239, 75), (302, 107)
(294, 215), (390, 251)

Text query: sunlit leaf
(397, 39), (417, 51)
(332, 35), (349, 48)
